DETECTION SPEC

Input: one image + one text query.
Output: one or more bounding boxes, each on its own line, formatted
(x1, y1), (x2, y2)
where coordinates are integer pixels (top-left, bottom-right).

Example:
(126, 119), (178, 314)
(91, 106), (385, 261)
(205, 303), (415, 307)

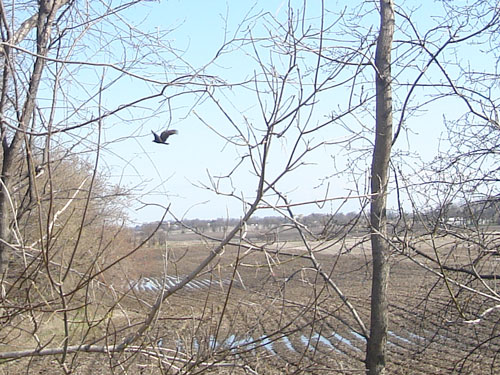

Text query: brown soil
(2, 231), (500, 374)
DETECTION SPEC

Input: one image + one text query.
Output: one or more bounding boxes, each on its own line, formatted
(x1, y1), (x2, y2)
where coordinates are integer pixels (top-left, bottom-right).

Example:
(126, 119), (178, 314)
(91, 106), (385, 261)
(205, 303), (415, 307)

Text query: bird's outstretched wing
(152, 129), (178, 144)
(151, 130), (162, 143)
(160, 129), (178, 142)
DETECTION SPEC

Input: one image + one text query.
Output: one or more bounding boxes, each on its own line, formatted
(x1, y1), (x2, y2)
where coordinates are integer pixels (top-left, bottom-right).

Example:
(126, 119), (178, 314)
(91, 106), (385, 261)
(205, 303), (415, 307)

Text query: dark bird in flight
(152, 129), (178, 145)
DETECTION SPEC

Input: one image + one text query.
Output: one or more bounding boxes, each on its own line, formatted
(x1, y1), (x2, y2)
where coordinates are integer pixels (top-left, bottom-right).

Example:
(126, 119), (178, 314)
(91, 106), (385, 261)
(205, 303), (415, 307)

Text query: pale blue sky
(87, 1), (494, 223)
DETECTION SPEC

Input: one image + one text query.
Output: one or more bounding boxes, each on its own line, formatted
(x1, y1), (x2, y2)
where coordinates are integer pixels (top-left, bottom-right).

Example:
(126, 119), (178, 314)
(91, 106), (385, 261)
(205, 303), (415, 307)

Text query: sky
(100, 0), (364, 223)
(72, 0), (496, 224)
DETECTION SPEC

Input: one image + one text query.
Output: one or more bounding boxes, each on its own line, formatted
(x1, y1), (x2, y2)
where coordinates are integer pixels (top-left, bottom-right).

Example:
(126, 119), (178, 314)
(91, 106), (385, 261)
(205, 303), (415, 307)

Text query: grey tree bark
(0, 1), (69, 275)
(366, 1), (395, 374)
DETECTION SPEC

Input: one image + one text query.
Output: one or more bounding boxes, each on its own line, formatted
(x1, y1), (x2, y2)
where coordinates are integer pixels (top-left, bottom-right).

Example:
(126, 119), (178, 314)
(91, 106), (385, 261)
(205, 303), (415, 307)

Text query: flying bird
(152, 129), (178, 145)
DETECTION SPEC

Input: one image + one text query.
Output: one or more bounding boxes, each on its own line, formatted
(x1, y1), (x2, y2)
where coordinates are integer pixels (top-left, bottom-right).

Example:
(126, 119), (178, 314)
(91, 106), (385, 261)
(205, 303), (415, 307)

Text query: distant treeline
(133, 197), (500, 245)
(132, 212), (368, 245)
(134, 212), (362, 234)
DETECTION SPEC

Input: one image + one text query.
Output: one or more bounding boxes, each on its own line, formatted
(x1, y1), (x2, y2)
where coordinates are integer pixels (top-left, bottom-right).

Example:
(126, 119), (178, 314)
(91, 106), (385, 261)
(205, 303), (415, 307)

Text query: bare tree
(0, 0), (215, 373)
(1, 1), (500, 374)
(366, 1), (394, 374)
(0, 0), (70, 274)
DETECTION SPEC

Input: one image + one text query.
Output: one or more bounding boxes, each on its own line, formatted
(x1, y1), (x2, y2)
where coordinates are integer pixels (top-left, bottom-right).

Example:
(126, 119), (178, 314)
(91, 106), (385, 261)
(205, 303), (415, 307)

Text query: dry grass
(1, 229), (500, 374)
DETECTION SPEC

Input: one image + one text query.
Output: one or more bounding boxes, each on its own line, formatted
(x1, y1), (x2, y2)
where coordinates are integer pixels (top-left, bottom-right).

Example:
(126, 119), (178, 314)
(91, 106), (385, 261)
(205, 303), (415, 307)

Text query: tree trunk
(366, 1), (395, 374)
(0, 1), (65, 275)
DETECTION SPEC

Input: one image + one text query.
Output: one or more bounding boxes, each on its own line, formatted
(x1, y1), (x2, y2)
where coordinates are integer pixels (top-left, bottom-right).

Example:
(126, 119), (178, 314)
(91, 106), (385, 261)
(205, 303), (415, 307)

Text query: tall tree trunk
(0, 1), (64, 275)
(366, 1), (395, 374)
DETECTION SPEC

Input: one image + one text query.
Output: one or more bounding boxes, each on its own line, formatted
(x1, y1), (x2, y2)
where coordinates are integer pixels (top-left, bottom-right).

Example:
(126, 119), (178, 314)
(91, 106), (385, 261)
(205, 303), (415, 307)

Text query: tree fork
(0, 0), (68, 275)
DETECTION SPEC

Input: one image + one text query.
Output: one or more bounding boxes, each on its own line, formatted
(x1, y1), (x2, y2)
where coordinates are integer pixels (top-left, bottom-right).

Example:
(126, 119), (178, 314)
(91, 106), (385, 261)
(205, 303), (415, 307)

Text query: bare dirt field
(106, 229), (500, 374)
(3, 229), (499, 374)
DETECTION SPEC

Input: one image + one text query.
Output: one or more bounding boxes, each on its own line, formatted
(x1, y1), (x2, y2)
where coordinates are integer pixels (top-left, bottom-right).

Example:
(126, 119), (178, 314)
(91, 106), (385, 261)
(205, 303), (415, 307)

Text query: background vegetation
(1, 1), (500, 374)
